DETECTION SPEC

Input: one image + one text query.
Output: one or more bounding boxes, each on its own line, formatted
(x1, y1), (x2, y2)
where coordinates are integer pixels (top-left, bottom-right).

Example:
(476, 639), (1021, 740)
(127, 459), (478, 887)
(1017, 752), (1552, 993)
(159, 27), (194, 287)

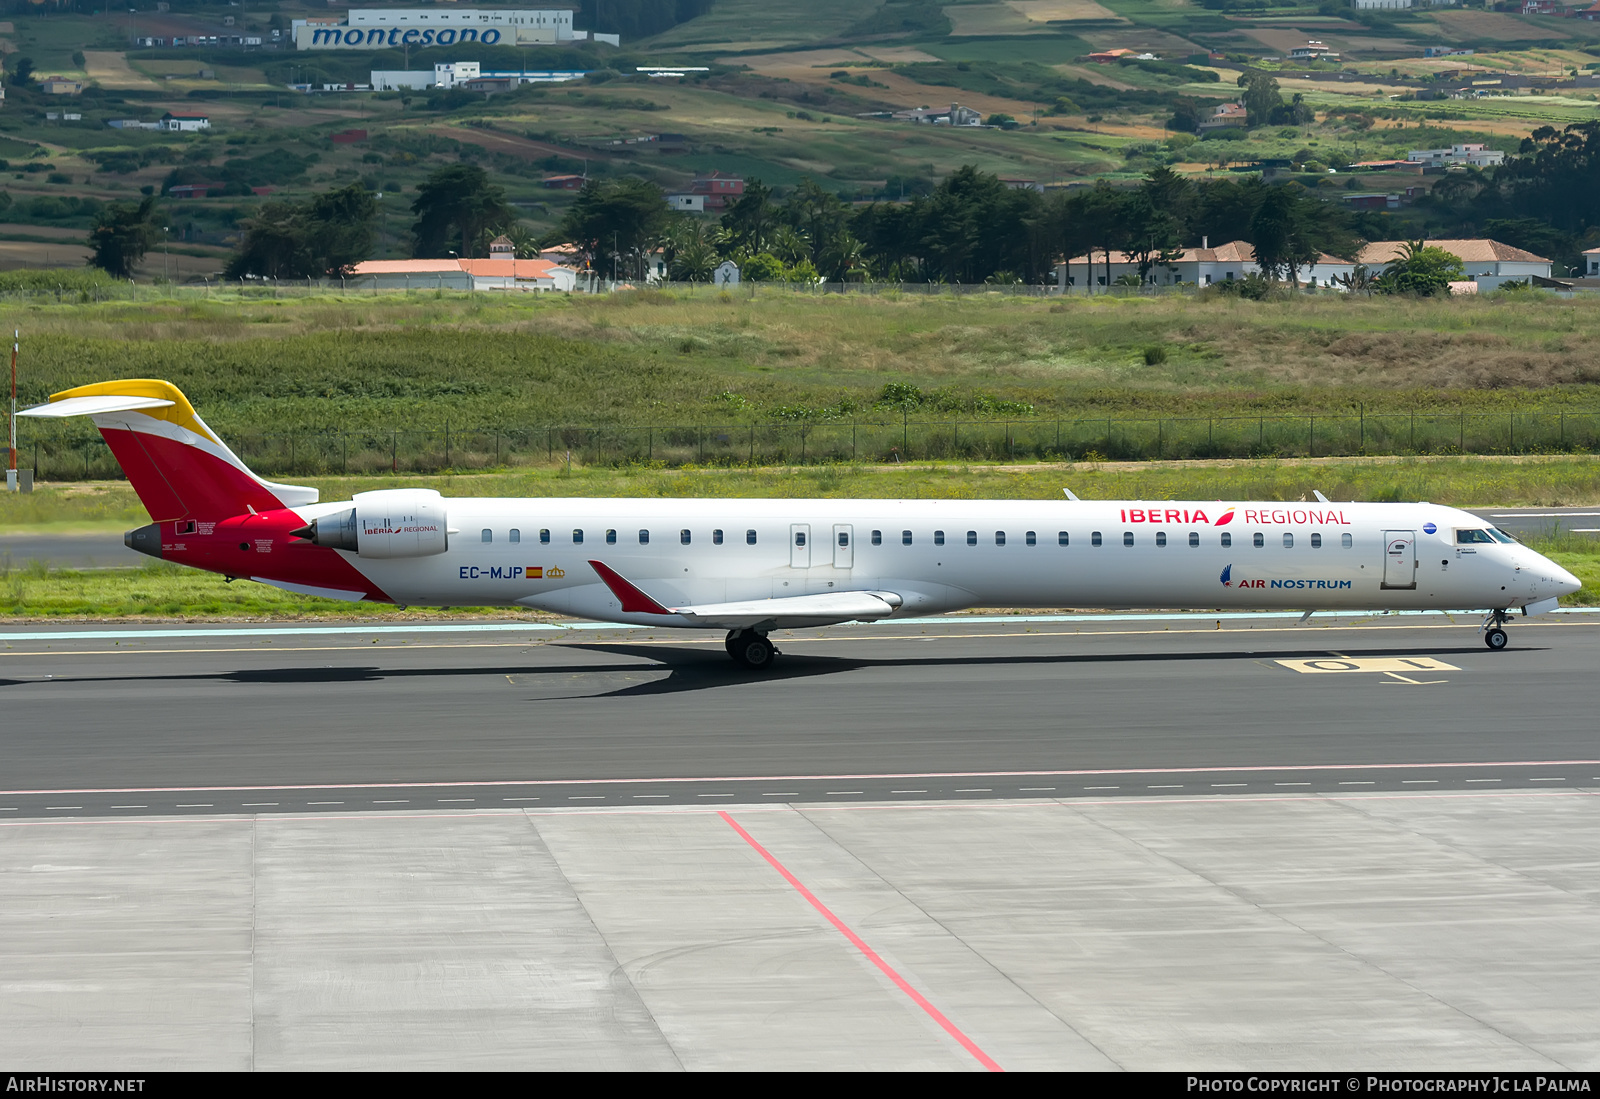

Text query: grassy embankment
(4, 288), (1599, 617)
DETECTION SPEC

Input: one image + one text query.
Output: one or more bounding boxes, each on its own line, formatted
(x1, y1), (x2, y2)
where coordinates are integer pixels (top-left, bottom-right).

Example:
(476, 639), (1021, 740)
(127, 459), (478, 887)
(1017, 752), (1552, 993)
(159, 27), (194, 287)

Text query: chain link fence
(19, 410), (1600, 482)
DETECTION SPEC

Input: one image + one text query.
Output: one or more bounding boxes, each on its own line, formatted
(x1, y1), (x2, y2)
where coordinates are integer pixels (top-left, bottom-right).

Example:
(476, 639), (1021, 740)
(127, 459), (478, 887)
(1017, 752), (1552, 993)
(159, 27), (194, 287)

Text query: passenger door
(1382, 530), (1416, 590)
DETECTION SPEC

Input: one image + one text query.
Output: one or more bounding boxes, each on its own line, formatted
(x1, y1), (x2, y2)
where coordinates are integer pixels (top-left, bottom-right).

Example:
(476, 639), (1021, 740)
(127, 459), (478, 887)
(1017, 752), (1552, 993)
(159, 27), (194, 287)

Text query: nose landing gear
(1482, 609), (1511, 651)
(725, 629), (778, 670)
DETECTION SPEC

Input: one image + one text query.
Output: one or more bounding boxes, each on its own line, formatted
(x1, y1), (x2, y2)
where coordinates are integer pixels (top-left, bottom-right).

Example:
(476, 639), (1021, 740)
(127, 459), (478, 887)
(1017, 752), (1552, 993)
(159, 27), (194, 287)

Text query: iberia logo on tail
(1214, 507), (1236, 526)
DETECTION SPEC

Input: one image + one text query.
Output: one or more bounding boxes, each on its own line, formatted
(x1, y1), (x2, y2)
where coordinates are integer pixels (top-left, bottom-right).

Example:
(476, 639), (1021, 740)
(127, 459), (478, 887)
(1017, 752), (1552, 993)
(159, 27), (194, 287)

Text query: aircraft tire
(730, 632), (776, 670)
(1485, 627), (1508, 651)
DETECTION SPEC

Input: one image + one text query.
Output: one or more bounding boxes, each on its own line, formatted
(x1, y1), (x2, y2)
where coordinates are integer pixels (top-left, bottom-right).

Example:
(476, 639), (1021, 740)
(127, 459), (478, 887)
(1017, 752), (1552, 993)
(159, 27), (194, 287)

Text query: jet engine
(291, 489), (449, 558)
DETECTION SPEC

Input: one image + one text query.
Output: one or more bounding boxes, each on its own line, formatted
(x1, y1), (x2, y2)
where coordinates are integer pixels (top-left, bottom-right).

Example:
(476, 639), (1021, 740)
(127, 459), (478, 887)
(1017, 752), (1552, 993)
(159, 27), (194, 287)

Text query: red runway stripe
(718, 809), (1003, 1072)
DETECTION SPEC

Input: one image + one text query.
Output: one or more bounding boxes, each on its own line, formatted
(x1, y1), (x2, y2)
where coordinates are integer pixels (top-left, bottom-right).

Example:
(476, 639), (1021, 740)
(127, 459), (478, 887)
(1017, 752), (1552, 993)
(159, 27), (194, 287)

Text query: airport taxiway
(4, 614), (1600, 1070)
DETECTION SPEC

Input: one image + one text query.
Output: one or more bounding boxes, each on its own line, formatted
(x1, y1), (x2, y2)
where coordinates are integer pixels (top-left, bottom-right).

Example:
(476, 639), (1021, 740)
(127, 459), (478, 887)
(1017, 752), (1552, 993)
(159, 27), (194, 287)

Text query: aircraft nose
(1553, 563), (1582, 597)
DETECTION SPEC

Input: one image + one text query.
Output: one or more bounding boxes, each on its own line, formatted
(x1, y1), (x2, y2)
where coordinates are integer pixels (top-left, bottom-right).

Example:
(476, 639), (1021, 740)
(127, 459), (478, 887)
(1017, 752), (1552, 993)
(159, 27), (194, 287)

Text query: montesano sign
(293, 8), (576, 50)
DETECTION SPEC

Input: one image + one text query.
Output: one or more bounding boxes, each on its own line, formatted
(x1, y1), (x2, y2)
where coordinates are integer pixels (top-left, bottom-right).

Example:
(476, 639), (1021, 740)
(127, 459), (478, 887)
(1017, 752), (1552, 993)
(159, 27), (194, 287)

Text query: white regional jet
(22, 380), (1582, 668)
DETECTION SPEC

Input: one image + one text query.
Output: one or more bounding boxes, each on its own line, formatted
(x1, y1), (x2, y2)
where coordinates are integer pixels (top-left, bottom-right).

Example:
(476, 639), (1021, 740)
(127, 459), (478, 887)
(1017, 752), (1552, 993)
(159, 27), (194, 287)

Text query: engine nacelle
(293, 489), (449, 558)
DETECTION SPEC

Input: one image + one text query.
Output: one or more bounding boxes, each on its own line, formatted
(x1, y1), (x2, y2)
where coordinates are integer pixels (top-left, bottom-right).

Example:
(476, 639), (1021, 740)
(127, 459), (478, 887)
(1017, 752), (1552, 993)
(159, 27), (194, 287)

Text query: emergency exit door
(1382, 530), (1416, 590)
(790, 523), (811, 569)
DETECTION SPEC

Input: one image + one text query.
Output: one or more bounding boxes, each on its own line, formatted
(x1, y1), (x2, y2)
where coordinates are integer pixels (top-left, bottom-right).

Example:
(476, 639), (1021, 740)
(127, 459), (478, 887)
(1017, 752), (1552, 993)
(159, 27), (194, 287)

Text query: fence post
(1156, 419), (1162, 458)
(1359, 404), (1364, 452)
(548, 428), (553, 463)
(852, 422), (857, 462)
(749, 424), (754, 465)
(392, 432), (397, 473)
(1509, 413), (1514, 453)
(1460, 411), (1464, 453)
(1309, 416), (1314, 459)
(647, 428), (652, 461)
(290, 434), (295, 472)
(495, 431), (500, 467)
(342, 433), (347, 473)
(445, 421), (450, 468)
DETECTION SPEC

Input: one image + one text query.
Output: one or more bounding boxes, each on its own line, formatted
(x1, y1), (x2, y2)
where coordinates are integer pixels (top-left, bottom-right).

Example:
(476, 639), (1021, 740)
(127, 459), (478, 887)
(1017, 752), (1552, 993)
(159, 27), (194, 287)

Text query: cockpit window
(1456, 529), (1494, 544)
(1487, 528), (1517, 544)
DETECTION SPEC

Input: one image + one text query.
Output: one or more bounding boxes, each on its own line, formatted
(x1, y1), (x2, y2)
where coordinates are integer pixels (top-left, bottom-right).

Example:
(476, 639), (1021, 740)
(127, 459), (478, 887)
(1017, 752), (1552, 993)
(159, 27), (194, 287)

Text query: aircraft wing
(587, 560), (902, 629)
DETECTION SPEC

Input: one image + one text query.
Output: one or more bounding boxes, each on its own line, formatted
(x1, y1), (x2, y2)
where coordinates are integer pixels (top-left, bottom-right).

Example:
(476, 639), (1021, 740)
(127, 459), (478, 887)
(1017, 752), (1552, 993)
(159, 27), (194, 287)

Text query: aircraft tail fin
(19, 379), (318, 522)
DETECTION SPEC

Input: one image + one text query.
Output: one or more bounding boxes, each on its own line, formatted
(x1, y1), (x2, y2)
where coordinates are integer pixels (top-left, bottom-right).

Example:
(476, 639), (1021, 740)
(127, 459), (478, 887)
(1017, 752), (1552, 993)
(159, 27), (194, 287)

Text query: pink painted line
(717, 809), (1003, 1072)
(4, 758), (1600, 798)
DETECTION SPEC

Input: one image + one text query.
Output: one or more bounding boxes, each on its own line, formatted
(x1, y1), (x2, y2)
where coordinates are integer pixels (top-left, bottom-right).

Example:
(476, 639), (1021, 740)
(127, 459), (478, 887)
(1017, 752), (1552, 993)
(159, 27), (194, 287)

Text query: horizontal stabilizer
(19, 395), (175, 418)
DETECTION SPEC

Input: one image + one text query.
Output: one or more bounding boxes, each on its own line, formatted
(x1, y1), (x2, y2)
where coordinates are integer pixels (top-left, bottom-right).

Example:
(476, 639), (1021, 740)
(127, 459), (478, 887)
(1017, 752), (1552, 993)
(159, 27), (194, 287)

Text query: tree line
(85, 120), (1600, 287)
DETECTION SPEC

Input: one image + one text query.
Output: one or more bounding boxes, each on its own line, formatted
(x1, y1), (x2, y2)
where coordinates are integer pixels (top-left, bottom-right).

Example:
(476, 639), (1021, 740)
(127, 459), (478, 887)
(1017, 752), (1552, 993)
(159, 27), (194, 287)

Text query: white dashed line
(1401, 780), (1437, 785)
(1148, 785), (1183, 789)
(111, 804), (147, 809)
(955, 788), (991, 793)
(437, 798), (475, 802)
(45, 806), (82, 810)
(1019, 787), (1056, 792)
(1211, 783), (1247, 788)
(1529, 778), (1565, 783)
(1085, 785), (1119, 790)
(567, 796), (604, 800)
(761, 792), (799, 797)
(827, 790), (865, 795)
(1339, 781), (1375, 786)
(631, 795), (668, 799)
(1466, 779), (1501, 783)
(696, 793), (734, 798)
(307, 801), (343, 805)
(373, 799), (409, 804)
(1275, 782), (1310, 787)
(891, 789), (928, 794)
(501, 797), (540, 801)
(176, 803), (213, 808)
(241, 802), (278, 807)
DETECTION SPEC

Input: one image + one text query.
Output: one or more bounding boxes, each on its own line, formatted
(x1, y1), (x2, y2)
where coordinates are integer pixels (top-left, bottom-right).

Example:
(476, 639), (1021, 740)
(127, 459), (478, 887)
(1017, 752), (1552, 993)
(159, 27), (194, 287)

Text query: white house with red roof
(349, 254), (578, 291)
(1056, 239), (1357, 289)
(1583, 247), (1600, 277)
(1357, 239), (1551, 289)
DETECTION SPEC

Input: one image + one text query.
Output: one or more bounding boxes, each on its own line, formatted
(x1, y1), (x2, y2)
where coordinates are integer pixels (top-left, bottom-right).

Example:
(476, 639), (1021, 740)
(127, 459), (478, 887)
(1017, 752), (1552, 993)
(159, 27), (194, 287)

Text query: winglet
(1313, 490), (1331, 503)
(587, 560), (674, 615)
(1063, 488), (1080, 501)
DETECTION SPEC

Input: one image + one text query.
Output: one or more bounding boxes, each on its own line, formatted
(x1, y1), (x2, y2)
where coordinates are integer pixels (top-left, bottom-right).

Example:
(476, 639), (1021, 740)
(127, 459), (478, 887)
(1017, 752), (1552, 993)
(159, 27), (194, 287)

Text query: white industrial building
(371, 62), (587, 91)
(1407, 143), (1505, 169)
(294, 9), (619, 49)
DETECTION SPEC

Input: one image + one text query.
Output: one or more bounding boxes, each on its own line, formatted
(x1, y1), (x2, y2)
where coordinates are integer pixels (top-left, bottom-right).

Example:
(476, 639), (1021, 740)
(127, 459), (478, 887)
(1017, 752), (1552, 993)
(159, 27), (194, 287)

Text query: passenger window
(934, 530), (945, 546)
(1221, 532), (1232, 548)
(871, 530), (882, 546)
(1341, 533), (1353, 549)
(967, 530), (977, 546)
(1058, 531), (1069, 546)
(1253, 532), (1264, 548)
(838, 531), (849, 547)
(1188, 532), (1199, 548)
(1123, 531), (1133, 547)
(1025, 531), (1036, 546)
(510, 528), (521, 544)
(902, 530), (913, 546)
(746, 529), (757, 545)
(992, 531), (1003, 546)
(1092, 531), (1102, 547)
(572, 529), (583, 544)
(1311, 533), (1322, 549)
(681, 529), (692, 545)
(713, 529), (723, 545)
(795, 531), (806, 547)
(540, 529), (550, 545)
(606, 529), (617, 545)
(481, 529), (492, 543)
(1283, 533), (1294, 549)
(639, 529), (650, 545)
(1156, 531), (1167, 547)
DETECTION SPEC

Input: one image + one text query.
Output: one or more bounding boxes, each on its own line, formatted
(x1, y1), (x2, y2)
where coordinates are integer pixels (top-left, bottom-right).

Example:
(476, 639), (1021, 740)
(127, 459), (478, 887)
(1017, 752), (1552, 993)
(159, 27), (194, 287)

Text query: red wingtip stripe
(587, 560), (674, 616)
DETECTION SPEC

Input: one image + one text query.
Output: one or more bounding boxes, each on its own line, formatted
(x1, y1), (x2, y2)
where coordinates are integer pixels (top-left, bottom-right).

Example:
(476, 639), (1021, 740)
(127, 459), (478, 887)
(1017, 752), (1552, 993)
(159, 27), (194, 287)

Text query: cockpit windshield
(1458, 528), (1517, 544)
(1487, 528), (1517, 544)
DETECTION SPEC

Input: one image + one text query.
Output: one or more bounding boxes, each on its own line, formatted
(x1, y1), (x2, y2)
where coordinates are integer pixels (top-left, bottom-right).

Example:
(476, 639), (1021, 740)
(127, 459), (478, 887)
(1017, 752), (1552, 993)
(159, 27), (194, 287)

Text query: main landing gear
(725, 629), (778, 670)
(1483, 609), (1511, 652)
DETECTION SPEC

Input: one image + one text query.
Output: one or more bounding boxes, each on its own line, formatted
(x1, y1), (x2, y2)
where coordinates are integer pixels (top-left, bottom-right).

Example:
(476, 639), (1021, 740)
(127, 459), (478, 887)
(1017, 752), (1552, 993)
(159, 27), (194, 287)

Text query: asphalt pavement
(2, 612), (1596, 818)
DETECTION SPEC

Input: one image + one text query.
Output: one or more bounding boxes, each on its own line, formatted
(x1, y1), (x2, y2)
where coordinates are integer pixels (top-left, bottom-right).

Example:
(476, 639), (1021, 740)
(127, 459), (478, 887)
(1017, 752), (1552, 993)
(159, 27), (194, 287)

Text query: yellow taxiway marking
(1275, 656), (1459, 675)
